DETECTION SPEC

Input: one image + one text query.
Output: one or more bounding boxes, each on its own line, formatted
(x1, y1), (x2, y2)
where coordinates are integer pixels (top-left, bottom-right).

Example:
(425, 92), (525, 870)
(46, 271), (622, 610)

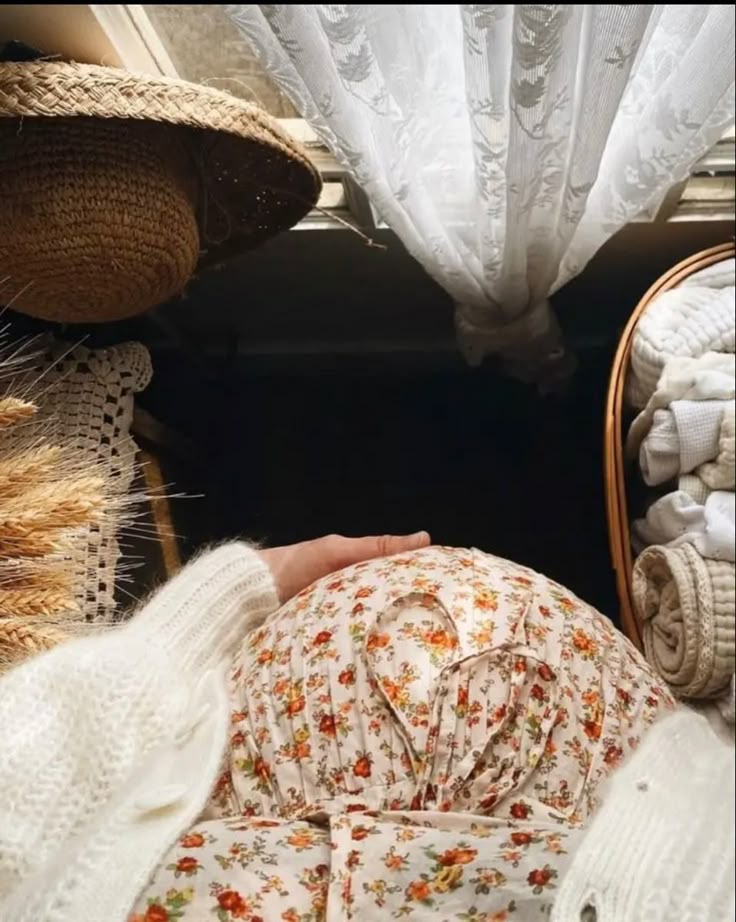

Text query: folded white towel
(633, 490), (736, 562)
(627, 352), (736, 456)
(698, 404), (735, 491)
(640, 409), (680, 484)
(679, 473), (712, 505)
(628, 285), (735, 408)
(640, 400), (729, 485)
(674, 399), (731, 472)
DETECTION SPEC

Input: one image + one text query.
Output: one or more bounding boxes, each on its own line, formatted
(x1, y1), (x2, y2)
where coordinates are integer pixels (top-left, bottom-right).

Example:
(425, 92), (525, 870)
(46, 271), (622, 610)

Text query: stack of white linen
(627, 259), (735, 721)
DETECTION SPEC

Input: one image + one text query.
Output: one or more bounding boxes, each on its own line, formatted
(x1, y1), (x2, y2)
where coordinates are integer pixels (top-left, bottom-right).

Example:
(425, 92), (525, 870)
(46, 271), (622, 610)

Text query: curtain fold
(226, 4), (735, 380)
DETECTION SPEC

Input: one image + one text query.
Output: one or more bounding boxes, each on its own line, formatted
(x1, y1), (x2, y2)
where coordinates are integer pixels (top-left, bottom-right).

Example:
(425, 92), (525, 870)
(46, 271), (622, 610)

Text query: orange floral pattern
(130, 816), (330, 922)
(328, 812), (581, 919)
(206, 547), (673, 825)
(132, 813), (581, 921)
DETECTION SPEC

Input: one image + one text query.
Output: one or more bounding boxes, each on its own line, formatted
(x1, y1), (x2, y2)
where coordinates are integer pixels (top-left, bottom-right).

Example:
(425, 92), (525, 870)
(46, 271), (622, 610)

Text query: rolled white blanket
(633, 490), (735, 562)
(633, 543), (735, 699)
(628, 285), (735, 408)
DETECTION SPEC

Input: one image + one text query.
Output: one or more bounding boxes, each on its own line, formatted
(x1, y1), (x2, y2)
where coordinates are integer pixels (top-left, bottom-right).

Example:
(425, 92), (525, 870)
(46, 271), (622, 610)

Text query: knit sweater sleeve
(126, 542), (280, 674)
(551, 709), (735, 922)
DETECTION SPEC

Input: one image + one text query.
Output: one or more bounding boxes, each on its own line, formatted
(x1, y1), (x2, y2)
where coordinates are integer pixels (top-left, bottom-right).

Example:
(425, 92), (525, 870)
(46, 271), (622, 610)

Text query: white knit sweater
(0, 544), (279, 922)
(552, 709), (735, 922)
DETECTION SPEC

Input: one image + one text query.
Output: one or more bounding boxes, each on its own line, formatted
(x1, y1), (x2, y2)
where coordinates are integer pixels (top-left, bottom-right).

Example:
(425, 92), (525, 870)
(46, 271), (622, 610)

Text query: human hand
(260, 532), (431, 603)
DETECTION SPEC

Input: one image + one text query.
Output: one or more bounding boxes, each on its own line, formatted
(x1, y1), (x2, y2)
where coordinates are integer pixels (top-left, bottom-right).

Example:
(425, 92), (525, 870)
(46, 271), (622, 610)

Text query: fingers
(379, 532), (431, 556)
(332, 531), (431, 568)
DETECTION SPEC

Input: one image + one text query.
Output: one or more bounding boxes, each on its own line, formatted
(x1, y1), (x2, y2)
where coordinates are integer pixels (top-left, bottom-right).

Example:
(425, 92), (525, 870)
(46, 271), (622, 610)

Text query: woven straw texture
(0, 60), (321, 321)
(0, 118), (199, 321)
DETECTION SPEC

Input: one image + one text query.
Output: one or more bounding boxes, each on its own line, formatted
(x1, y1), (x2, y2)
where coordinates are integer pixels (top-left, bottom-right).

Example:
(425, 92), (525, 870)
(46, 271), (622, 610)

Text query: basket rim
(604, 241), (735, 649)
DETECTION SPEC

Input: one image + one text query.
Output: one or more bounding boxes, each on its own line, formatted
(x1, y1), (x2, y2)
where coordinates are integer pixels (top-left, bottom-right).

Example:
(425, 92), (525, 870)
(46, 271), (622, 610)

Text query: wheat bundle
(0, 337), (123, 671)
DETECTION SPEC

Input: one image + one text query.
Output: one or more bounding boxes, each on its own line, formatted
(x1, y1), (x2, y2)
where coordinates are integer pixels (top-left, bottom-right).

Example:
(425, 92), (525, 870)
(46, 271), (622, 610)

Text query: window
(665, 125), (735, 222)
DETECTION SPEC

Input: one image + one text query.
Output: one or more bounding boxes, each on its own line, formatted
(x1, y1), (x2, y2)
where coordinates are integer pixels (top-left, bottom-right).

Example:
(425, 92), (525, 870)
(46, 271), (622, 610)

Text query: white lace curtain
(226, 4), (735, 379)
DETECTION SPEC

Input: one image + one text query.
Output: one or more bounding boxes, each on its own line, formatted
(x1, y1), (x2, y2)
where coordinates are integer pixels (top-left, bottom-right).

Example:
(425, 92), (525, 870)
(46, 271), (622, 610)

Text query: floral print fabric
(131, 816), (331, 922)
(131, 812), (582, 921)
(133, 547), (674, 920)
(327, 811), (584, 921)
(210, 547), (672, 824)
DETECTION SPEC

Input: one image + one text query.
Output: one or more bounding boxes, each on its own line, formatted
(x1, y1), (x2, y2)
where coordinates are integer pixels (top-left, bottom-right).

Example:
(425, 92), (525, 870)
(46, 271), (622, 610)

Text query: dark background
(7, 220), (731, 623)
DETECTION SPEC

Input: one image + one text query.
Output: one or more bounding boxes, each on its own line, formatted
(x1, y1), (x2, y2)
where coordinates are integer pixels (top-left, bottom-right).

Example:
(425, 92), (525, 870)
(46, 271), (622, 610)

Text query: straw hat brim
(0, 60), (322, 263)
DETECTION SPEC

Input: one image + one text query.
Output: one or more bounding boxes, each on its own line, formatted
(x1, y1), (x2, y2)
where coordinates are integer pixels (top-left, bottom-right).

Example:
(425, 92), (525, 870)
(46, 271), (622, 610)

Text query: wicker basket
(604, 241), (735, 649)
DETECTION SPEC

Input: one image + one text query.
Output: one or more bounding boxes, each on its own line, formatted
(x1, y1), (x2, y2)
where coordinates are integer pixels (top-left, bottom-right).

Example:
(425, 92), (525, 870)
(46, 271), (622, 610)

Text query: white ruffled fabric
(627, 352), (736, 458)
(633, 490), (735, 563)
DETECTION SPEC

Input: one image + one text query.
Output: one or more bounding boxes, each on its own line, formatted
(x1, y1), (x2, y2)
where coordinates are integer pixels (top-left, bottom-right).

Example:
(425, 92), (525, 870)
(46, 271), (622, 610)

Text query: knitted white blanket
(628, 283), (735, 408)
(680, 256), (735, 290)
(633, 543), (735, 699)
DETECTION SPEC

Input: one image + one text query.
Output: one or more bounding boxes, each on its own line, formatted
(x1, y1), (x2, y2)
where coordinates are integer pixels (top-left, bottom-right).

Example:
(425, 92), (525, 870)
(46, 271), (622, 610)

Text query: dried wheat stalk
(0, 477), (105, 556)
(0, 588), (78, 618)
(0, 445), (62, 498)
(0, 396), (36, 429)
(0, 562), (72, 593)
(0, 530), (70, 559)
(1, 476), (105, 519)
(0, 334), (147, 667)
(0, 617), (68, 672)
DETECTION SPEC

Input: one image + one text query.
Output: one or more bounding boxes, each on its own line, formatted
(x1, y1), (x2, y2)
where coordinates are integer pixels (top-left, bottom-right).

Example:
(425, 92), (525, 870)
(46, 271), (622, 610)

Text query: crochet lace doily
(9, 340), (152, 622)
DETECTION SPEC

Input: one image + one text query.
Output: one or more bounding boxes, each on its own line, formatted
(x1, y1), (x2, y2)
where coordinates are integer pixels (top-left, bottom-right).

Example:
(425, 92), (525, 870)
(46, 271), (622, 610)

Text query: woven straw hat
(0, 59), (321, 322)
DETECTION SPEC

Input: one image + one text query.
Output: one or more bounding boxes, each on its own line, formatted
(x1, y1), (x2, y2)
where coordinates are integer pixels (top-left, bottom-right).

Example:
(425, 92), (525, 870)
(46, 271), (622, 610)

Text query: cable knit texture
(633, 543), (735, 699)
(551, 710), (735, 922)
(680, 257), (735, 291)
(627, 284), (735, 408)
(0, 543), (279, 922)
